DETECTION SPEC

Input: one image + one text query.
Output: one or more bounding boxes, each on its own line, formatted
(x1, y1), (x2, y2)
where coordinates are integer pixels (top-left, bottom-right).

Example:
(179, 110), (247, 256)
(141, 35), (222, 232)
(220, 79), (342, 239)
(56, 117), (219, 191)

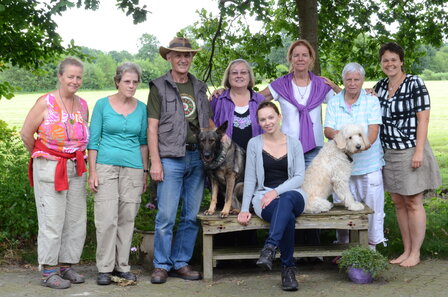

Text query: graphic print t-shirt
(177, 80), (199, 144)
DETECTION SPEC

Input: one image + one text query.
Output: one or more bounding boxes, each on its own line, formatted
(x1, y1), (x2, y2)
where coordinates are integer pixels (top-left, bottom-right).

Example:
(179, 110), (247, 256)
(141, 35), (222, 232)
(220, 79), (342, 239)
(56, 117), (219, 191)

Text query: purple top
(210, 89), (265, 138)
(270, 72), (331, 153)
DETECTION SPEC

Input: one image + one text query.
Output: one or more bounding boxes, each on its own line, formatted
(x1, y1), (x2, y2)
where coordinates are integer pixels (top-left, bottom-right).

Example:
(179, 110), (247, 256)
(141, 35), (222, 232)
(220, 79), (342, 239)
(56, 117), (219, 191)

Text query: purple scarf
(270, 71), (331, 153)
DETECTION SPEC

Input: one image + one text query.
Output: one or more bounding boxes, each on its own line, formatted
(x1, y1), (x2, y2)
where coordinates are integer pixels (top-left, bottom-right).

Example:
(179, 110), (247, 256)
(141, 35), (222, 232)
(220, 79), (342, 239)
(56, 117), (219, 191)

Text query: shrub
(0, 120), (37, 249)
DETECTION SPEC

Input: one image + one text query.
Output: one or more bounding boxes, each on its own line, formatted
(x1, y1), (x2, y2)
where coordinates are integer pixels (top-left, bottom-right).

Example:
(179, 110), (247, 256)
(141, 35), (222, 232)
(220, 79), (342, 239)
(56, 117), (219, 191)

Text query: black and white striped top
(374, 75), (430, 150)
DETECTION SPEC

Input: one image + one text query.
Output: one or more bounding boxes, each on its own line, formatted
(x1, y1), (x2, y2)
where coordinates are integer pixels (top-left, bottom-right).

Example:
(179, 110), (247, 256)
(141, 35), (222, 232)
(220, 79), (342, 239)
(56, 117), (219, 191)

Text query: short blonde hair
(58, 57), (83, 75)
(221, 59), (255, 89)
(287, 39), (316, 72)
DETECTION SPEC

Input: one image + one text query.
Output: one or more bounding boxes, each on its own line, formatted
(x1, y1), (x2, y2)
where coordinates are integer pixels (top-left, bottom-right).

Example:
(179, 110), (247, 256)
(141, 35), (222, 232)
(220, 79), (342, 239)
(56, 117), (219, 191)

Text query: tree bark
(296, 0), (320, 75)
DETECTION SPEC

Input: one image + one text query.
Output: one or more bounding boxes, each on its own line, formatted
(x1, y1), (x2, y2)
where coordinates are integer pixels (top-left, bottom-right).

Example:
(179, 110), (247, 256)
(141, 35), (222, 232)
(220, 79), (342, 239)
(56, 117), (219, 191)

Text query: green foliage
(421, 70), (448, 81)
(0, 120), (37, 243)
(338, 246), (389, 278)
(0, 0), (149, 100)
(136, 33), (160, 60)
(189, 0), (448, 86)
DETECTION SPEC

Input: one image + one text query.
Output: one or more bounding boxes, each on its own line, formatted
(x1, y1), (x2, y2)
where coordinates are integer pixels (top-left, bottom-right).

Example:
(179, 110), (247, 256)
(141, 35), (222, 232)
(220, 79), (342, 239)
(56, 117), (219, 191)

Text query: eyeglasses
(230, 70), (249, 76)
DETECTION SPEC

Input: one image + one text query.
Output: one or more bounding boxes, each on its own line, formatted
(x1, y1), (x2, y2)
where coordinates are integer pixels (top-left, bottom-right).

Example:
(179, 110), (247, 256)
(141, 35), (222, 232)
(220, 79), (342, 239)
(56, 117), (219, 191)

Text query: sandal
(61, 267), (85, 284)
(41, 272), (71, 289)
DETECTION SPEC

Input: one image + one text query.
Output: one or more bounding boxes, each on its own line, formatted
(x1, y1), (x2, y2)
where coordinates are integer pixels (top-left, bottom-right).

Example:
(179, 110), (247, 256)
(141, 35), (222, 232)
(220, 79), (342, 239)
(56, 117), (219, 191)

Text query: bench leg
(359, 230), (369, 247)
(350, 230), (359, 244)
(203, 234), (213, 280)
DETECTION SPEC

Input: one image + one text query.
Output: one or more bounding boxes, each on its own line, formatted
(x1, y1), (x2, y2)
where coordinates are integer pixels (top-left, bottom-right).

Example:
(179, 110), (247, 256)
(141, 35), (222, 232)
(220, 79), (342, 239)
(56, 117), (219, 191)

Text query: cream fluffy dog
(303, 124), (369, 214)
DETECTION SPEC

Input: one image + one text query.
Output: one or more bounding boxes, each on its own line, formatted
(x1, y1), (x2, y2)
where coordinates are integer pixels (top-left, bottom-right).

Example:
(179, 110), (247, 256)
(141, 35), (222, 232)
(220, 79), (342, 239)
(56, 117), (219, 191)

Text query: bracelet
(143, 169), (149, 173)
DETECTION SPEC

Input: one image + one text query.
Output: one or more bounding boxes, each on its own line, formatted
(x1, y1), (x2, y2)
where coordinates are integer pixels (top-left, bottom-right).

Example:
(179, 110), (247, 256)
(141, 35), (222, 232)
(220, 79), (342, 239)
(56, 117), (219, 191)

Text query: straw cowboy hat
(159, 37), (202, 60)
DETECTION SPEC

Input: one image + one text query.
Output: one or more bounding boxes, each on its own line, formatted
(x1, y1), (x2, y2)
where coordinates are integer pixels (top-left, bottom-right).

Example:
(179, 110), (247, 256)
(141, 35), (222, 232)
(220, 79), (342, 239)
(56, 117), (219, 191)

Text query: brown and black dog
(191, 121), (245, 218)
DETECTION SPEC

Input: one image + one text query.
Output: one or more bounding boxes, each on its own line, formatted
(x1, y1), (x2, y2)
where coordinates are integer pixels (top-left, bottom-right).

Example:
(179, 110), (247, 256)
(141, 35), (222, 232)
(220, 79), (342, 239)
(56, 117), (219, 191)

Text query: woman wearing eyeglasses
(210, 59), (265, 152)
(88, 62), (148, 285)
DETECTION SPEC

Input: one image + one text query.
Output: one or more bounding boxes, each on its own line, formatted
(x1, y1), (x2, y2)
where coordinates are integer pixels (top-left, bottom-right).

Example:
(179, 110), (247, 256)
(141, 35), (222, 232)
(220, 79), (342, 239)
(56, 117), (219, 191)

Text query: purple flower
(145, 202), (156, 209)
(130, 247), (137, 253)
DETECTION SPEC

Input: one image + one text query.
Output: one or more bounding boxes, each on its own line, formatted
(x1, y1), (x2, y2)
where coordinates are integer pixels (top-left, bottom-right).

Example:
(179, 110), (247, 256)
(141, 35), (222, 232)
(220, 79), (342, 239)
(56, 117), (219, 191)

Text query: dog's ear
(334, 131), (346, 149)
(360, 125), (370, 148)
(189, 122), (200, 139)
(216, 121), (228, 136)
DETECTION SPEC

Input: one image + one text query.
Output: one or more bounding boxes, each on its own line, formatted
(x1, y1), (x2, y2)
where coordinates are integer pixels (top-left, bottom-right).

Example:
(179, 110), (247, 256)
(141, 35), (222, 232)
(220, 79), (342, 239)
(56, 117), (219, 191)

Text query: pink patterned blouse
(32, 93), (89, 160)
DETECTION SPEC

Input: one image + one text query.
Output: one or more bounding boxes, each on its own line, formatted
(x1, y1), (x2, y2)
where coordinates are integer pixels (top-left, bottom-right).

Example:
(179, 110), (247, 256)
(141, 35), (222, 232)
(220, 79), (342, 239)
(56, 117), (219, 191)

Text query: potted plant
(338, 246), (388, 284)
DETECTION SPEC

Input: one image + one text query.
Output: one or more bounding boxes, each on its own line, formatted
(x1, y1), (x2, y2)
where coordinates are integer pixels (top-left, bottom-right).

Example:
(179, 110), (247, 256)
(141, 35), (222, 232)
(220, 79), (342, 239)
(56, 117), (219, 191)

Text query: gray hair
(114, 62), (142, 88)
(221, 59), (255, 89)
(342, 62), (365, 80)
(58, 57), (84, 75)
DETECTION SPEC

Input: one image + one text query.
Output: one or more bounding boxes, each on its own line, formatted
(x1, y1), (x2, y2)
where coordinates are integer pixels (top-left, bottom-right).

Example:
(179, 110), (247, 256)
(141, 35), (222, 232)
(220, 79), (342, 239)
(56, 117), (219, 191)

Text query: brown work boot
(150, 268), (168, 284)
(169, 265), (202, 280)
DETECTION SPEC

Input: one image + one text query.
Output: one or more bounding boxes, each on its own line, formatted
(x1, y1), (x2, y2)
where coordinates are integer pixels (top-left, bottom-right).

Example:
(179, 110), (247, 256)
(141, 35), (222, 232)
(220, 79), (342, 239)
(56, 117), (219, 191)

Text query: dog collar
(344, 152), (353, 163)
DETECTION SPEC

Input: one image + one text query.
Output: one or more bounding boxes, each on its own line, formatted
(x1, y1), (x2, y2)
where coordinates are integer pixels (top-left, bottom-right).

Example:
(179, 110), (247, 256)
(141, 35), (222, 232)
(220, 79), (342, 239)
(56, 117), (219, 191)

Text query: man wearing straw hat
(147, 37), (213, 284)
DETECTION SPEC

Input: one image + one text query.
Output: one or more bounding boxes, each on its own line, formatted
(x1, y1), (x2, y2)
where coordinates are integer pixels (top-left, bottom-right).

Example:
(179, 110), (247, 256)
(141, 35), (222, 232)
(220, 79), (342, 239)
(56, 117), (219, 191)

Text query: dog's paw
(347, 201), (364, 211)
(229, 208), (240, 215)
(220, 211), (230, 218)
(204, 209), (215, 216)
(321, 200), (333, 212)
(305, 198), (332, 214)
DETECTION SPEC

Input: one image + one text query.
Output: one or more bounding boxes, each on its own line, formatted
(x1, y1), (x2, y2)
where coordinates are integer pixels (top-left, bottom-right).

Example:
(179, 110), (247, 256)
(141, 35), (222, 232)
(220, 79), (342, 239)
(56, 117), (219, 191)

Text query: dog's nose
(356, 144), (361, 150)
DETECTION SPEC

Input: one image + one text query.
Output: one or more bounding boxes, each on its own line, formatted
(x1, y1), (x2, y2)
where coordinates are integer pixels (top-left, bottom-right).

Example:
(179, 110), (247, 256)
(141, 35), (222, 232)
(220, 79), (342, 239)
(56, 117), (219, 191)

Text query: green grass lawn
(1, 81), (447, 186)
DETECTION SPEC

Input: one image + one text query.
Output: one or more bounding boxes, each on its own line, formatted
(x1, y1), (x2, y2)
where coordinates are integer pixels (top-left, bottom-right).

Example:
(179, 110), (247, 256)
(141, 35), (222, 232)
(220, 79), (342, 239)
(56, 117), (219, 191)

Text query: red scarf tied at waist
(28, 139), (87, 191)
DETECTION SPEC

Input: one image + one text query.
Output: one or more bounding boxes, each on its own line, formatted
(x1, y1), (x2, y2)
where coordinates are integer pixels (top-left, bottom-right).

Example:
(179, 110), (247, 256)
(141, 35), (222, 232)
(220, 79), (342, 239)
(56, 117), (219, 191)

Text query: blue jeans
(261, 191), (305, 267)
(304, 146), (322, 168)
(153, 150), (204, 271)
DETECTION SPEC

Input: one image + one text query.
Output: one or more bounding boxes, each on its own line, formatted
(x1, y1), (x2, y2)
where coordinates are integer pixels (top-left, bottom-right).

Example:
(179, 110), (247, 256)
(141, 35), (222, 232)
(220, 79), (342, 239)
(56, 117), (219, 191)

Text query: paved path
(1, 259), (447, 297)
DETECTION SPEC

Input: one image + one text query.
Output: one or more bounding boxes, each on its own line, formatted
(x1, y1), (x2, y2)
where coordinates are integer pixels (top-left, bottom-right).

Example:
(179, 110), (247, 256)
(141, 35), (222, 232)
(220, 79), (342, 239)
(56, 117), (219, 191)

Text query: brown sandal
(41, 272), (71, 289)
(61, 267), (85, 284)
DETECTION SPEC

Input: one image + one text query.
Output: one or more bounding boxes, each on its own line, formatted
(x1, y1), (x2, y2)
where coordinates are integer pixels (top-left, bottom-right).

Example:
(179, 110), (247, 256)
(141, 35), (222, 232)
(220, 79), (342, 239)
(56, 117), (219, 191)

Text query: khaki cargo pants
(94, 164), (143, 273)
(33, 157), (87, 266)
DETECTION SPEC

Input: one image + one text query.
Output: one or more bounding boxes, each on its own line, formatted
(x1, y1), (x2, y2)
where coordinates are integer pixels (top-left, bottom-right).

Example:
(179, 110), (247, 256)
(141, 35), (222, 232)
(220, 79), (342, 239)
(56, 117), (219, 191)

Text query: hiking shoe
(112, 270), (137, 281)
(97, 273), (112, 285)
(169, 265), (202, 280)
(281, 266), (299, 291)
(151, 268), (168, 284)
(60, 267), (85, 284)
(256, 244), (277, 270)
(41, 272), (71, 289)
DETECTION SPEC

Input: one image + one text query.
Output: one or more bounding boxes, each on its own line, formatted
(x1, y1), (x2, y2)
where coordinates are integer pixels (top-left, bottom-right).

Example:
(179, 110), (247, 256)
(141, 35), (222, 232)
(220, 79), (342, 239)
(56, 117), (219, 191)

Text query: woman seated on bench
(237, 101), (307, 291)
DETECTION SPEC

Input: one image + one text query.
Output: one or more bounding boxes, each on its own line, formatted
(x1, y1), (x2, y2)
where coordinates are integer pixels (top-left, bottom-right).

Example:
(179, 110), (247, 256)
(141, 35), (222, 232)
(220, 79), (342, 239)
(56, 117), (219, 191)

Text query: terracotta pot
(347, 267), (373, 284)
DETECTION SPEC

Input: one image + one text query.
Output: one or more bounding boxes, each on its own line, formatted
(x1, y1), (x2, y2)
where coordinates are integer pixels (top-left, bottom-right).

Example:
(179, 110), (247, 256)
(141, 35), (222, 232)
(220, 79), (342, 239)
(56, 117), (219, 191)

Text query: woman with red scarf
(21, 57), (89, 289)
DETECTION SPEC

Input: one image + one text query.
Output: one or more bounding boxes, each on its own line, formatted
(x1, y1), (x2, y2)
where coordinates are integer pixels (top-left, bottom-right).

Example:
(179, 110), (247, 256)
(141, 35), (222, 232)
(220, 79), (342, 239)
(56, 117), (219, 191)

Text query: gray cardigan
(241, 134), (307, 218)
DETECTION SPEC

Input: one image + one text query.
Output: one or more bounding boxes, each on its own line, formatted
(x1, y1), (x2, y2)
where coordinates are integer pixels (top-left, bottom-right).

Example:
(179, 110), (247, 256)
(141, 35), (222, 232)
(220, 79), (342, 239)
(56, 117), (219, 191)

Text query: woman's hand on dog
(237, 212), (252, 225)
(261, 190), (278, 209)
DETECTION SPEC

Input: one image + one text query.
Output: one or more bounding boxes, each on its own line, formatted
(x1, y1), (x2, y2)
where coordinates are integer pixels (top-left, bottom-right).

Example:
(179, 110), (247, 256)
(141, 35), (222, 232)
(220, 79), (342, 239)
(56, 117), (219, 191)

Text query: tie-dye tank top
(32, 93), (89, 160)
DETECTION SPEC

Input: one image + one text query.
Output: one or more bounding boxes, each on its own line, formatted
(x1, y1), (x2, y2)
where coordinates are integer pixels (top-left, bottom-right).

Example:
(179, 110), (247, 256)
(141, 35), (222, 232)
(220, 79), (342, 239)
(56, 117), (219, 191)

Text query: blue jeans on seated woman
(261, 191), (305, 267)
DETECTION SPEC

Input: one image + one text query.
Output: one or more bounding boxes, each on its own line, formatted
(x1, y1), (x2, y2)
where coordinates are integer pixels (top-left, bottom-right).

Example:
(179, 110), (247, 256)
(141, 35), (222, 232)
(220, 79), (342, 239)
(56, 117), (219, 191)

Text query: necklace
(388, 73), (405, 91)
(294, 75), (310, 100)
(58, 89), (76, 124)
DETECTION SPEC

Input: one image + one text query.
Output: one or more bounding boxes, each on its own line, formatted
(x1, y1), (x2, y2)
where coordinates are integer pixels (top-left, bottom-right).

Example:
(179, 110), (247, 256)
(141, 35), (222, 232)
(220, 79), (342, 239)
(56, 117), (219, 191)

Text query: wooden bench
(197, 204), (372, 280)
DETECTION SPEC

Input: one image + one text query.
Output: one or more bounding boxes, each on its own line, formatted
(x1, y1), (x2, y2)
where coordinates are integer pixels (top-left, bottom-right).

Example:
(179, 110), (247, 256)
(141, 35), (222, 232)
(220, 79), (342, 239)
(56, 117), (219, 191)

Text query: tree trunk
(296, 0), (320, 75)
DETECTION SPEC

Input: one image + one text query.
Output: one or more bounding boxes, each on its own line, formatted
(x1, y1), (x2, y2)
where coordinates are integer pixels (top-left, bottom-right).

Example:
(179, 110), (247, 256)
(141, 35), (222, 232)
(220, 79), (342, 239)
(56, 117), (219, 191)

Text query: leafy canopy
(188, 0), (448, 87)
(0, 0), (149, 99)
